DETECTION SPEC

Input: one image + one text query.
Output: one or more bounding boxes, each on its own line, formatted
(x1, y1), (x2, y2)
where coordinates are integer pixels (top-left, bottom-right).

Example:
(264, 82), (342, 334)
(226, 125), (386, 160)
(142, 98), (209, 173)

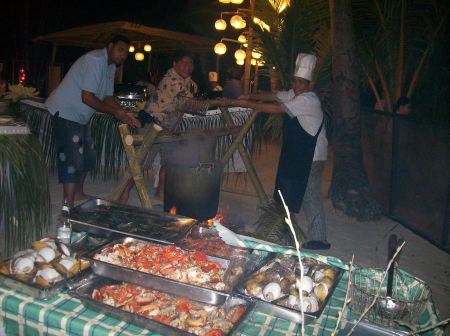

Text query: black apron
(273, 113), (324, 213)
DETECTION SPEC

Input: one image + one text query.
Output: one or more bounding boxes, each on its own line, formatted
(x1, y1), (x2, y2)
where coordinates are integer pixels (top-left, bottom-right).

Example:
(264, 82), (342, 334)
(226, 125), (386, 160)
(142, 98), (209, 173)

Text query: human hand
(117, 109), (141, 128)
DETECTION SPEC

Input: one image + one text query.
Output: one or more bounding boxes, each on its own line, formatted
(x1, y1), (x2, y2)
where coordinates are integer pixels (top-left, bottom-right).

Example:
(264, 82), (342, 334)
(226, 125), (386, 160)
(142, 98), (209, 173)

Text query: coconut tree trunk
(329, 0), (382, 220)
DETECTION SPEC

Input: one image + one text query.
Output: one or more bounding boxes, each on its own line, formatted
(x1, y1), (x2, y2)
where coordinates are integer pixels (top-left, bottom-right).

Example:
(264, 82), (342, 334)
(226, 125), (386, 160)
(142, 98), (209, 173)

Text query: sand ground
(41, 141), (450, 334)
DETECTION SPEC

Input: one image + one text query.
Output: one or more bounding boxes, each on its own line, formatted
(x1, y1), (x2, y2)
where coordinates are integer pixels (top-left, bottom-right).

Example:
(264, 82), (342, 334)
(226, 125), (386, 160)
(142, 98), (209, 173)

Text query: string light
(214, 42), (227, 55)
(215, 19), (227, 30)
(230, 15), (245, 29)
(238, 34), (247, 43)
(234, 49), (246, 60)
(144, 44), (152, 52)
(129, 46), (135, 53)
(135, 52), (144, 61)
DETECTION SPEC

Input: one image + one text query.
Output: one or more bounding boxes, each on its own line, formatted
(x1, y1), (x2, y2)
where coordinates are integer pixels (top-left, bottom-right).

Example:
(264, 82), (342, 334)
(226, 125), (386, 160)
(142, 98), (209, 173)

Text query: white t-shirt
(276, 90), (328, 161)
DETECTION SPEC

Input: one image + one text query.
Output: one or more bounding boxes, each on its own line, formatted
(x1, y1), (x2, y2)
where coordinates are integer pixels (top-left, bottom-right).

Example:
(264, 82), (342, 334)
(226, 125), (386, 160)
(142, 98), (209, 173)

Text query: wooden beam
(219, 107), (269, 205)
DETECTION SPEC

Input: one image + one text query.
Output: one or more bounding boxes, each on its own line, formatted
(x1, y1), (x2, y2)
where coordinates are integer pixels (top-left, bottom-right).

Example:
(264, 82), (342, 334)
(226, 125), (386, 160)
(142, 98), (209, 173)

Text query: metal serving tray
(69, 275), (254, 336)
(70, 198), (197, 244)
(86, 237), (236, 305)
(236, 254), (343, 325)
(0, 264), (91, 300)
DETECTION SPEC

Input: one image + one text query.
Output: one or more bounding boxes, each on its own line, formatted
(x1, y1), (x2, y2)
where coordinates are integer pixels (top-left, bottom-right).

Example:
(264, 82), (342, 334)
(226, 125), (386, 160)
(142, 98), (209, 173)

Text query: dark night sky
(0, 0), (226, 89)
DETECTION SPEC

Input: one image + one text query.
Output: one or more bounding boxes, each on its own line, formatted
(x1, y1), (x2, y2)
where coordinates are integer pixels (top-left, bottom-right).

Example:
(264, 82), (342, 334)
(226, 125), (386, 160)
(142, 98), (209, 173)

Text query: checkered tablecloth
(0, 239), (444, 336)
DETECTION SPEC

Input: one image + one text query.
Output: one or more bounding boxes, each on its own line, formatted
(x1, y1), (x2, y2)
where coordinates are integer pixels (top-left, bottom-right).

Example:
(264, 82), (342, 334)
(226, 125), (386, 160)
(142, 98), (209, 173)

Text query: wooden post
(219, 107), (269, 205)
(111, 123), (162, 208)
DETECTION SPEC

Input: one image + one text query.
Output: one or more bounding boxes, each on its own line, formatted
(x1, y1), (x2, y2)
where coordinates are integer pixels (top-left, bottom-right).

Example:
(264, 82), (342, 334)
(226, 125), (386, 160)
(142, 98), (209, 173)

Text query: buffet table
(0, 243), (443, 336)
(19, 100), (254, 179)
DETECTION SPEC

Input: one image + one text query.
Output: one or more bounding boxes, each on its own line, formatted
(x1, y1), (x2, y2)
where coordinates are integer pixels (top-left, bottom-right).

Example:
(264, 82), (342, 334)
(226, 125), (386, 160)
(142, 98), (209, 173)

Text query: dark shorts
(53, 113), (96, 183)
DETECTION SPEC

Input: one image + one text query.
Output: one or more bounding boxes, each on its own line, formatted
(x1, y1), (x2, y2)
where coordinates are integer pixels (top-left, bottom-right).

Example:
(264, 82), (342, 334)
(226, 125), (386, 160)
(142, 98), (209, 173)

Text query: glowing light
(215, 19), (227, 30)
(214, 42), (227, 55)
(236, 59), (245, 65)
(230, 0), (244, 3)
(230, 15), (245, 29)
(237, 34), (247, 43)
(169, 206), (177, 215)
(135, 52), (145, 61)
(234, 49), (246, 60)
(243, 43), (248, 47)
(252, 51), (262, 59)
(129, 45), (135, 53)
(251, 58), (257, 66)
(253, 16), (270, 31)
(144, 44), (152, 52)
(219, 0), (231, 3)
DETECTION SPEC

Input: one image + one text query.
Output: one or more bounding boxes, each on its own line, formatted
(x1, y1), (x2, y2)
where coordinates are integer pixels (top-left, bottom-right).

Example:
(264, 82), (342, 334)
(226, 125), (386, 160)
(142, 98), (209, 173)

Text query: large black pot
(164, 161), (222, 221)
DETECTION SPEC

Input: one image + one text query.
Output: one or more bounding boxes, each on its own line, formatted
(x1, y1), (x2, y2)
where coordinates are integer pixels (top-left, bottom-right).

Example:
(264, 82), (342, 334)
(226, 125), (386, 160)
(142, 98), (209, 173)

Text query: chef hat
(293, 53), (316, 81)
(209, 71), (218, 82)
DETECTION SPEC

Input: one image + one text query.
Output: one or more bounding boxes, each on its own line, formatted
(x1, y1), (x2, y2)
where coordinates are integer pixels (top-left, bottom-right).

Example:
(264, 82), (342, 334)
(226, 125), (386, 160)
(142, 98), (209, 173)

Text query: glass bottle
(57, 200), (72, 244)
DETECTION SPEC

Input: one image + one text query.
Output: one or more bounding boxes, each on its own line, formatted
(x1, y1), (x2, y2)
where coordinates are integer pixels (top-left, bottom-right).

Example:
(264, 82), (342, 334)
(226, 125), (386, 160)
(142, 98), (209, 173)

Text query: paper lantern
(230, 15), (244, 29)
(252, 51), (262, 59)
(236, 59), (245, 65)
(129, 45), (135, 53)
(135, 52), (145, 61)
(215, 19), (227, 30)
(234, 49), (246, 60)
(231, 0), (244, 3)
(144, 44), (152, 52)
(237, 34), (247, 43)
(219, 0), (231, 3)
(214, 42), (227, 55)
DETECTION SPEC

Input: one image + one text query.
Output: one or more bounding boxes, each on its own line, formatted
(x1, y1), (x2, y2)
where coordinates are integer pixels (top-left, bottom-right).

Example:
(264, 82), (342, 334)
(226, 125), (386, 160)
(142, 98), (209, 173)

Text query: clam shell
(57, 242), (71, 257)
(297, 276), (314, 294)
(304, 295), (319, 313)
(36, 268), (62, 283)
(263, 282), (282, 302)
(313, 270), (325, 282)
(245, 279), (263, 297)
(321, 276), (334, 290)
(38, 247), (56, 263)
(59, 257), (76, 272)
(323, 268), (336, 279)
(14, 257), (35, 274)
(313, 282), (329, 302)
(287, 294), (298, 307)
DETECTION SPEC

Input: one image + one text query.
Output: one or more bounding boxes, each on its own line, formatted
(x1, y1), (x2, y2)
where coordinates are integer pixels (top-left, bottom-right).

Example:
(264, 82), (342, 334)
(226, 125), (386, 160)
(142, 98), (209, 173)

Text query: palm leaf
(0, 135), (50, 256)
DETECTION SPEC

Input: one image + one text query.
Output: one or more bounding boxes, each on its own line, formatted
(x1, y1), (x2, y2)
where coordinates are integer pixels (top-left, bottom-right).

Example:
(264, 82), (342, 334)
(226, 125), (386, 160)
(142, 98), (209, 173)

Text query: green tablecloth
(0, 242), (444, 336)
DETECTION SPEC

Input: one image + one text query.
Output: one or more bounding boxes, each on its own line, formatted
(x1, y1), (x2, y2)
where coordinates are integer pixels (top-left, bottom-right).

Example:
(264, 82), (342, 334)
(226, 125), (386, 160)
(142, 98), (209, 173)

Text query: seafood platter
(70, 275), (253, 336)
(86, 237), (258, 304)
(178, 226), (250, 259)
(0, 237), (90, 299)
(237, 254), (342, 324)
(69, 198), (197, 244)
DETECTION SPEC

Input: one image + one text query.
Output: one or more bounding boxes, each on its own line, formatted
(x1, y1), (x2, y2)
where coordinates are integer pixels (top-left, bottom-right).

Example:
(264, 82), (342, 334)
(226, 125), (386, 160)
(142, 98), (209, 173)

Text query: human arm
(214, 97), (285, 114)
(238, 91), (277, 102)
(81, 91), (141, 128)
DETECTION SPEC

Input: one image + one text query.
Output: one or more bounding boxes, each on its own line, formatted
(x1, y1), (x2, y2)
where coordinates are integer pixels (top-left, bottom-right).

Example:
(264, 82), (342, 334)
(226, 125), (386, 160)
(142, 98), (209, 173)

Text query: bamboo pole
(219, 107), (269, 205)
(110, 123), (162, 207)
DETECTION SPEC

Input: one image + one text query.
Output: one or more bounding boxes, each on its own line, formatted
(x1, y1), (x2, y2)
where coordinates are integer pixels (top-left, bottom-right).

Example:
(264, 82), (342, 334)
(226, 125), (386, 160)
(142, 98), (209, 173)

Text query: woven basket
(349, 267), (431, 327)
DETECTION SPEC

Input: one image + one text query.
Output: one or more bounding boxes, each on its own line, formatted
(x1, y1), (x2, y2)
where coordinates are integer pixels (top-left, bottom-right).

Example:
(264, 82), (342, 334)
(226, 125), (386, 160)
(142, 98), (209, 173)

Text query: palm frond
(0, 135), (50, 256)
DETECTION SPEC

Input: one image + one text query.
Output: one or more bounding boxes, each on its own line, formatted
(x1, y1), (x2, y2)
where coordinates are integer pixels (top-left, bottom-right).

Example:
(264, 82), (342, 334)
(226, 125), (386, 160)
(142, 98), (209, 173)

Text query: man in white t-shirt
(218, 53), (329, 250)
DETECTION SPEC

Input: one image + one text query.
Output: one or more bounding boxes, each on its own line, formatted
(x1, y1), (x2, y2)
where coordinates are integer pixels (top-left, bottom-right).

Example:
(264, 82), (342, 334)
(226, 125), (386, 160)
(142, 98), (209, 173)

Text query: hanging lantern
(135, 52), (145, 61)
(219, 0), (231, 3)
(239, 19), (247, 29)
(252, 51), (262, 59)
(214, 42), (227, 55)
(144, 44), (152, 52)
(231, 0), (244, 4)
(236, 59), (245, 65)
(243, 42), (248, 48)
(215, 19), (227, 30)
(230, 15), (244, 29)
(237, 34), (247, 43)
(234, 49), (246, 60)
(129, 45), (135, 53)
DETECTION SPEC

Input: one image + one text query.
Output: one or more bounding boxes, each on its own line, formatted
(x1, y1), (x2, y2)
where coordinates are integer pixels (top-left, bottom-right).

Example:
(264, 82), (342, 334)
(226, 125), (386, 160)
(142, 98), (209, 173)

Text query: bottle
(57, 200), (72, 244)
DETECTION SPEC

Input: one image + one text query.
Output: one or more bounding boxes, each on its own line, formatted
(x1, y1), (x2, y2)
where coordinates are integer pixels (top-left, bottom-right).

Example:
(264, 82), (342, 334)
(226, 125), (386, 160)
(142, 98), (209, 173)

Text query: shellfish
(262, 282), (282, 302)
